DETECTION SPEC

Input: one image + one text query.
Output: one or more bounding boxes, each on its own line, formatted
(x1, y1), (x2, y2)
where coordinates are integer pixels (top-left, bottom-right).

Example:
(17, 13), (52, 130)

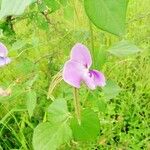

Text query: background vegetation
(0, 0), (150, 149)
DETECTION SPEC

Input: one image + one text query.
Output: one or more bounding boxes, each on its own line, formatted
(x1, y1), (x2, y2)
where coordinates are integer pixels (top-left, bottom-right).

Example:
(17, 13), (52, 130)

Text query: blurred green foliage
(0, 0), (150, 149)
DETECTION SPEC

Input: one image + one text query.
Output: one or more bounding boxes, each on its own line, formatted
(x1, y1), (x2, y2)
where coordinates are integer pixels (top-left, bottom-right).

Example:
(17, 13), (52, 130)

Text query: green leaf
(71, 109), (100, 141)
(102, 80), (121, 99)
(45, 0), (60, 12)
(33, 122), (72, 150)
(27, 90), (37, 117)
(84, 0), (128, 36)
(33, 99), (72, 150)
(47, 99), (70, 124)
(0, 0), (36, 19)
(108, 40), (141, 57)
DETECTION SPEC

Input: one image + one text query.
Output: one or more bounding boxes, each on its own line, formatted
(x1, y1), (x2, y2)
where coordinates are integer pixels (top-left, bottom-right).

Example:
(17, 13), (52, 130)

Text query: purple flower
(0, 42), (11, 67)
(63, 43), (106, 90)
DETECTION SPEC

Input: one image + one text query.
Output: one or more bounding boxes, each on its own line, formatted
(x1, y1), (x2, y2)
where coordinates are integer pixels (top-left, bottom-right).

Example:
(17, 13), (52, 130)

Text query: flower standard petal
(71, 43), (92, 68)
(63, 60), (86, 88)
(0, 57), (11, 67)
(0, 43), (8, 57)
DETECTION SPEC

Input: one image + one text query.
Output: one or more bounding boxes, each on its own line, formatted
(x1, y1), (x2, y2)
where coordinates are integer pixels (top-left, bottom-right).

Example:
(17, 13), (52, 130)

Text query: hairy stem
(73, 88), (81, 125)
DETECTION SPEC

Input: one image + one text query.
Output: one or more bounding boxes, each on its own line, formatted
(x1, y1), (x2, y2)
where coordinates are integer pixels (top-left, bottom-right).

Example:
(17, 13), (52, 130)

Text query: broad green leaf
(71, 109), (100, 141)
(108, 40), (141, 57)
(33, 99), (71, 150)
(102, 80), (121, 99)
(84, 0), (128, 36)
(45, 0), (60, 12)
(47, 99), (70, 123)
(45, 0), (67, 13)
(0, 0), (36, 19)
(33, 122), (72, 150)
(27, 90), (37, 117)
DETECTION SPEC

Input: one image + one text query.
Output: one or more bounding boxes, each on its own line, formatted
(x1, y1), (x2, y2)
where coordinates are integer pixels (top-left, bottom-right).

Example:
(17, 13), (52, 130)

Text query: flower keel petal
(83, 70), (106, 90)
(90, 70), (106, 87)
(83, 75), (96, 90)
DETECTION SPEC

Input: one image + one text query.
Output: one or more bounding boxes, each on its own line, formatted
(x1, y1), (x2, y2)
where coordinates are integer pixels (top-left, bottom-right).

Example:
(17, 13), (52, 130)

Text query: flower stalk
(73, 88), (81, 125)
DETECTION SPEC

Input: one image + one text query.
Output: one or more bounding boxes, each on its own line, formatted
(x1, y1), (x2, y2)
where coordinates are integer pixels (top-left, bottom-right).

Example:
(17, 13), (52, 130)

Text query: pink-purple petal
(71, 43), (92, 68)
(0, 57), (11, 67)
(63, 60), (85, 88)
(63, 43), (106, 90)
(0, 43), (8, 57)
(89, 70), (106, 87)
(83, 70), (106, 90)
(83, 74), (96, 90)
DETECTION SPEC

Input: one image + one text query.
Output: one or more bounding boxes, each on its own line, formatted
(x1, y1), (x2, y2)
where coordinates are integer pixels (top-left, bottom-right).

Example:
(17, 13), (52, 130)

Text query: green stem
(89, 21), (95, 66)
(73, 88), (81, 125)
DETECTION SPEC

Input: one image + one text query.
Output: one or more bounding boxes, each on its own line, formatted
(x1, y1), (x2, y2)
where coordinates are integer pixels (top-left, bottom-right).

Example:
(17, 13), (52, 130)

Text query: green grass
(0, 0), (150, 149)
